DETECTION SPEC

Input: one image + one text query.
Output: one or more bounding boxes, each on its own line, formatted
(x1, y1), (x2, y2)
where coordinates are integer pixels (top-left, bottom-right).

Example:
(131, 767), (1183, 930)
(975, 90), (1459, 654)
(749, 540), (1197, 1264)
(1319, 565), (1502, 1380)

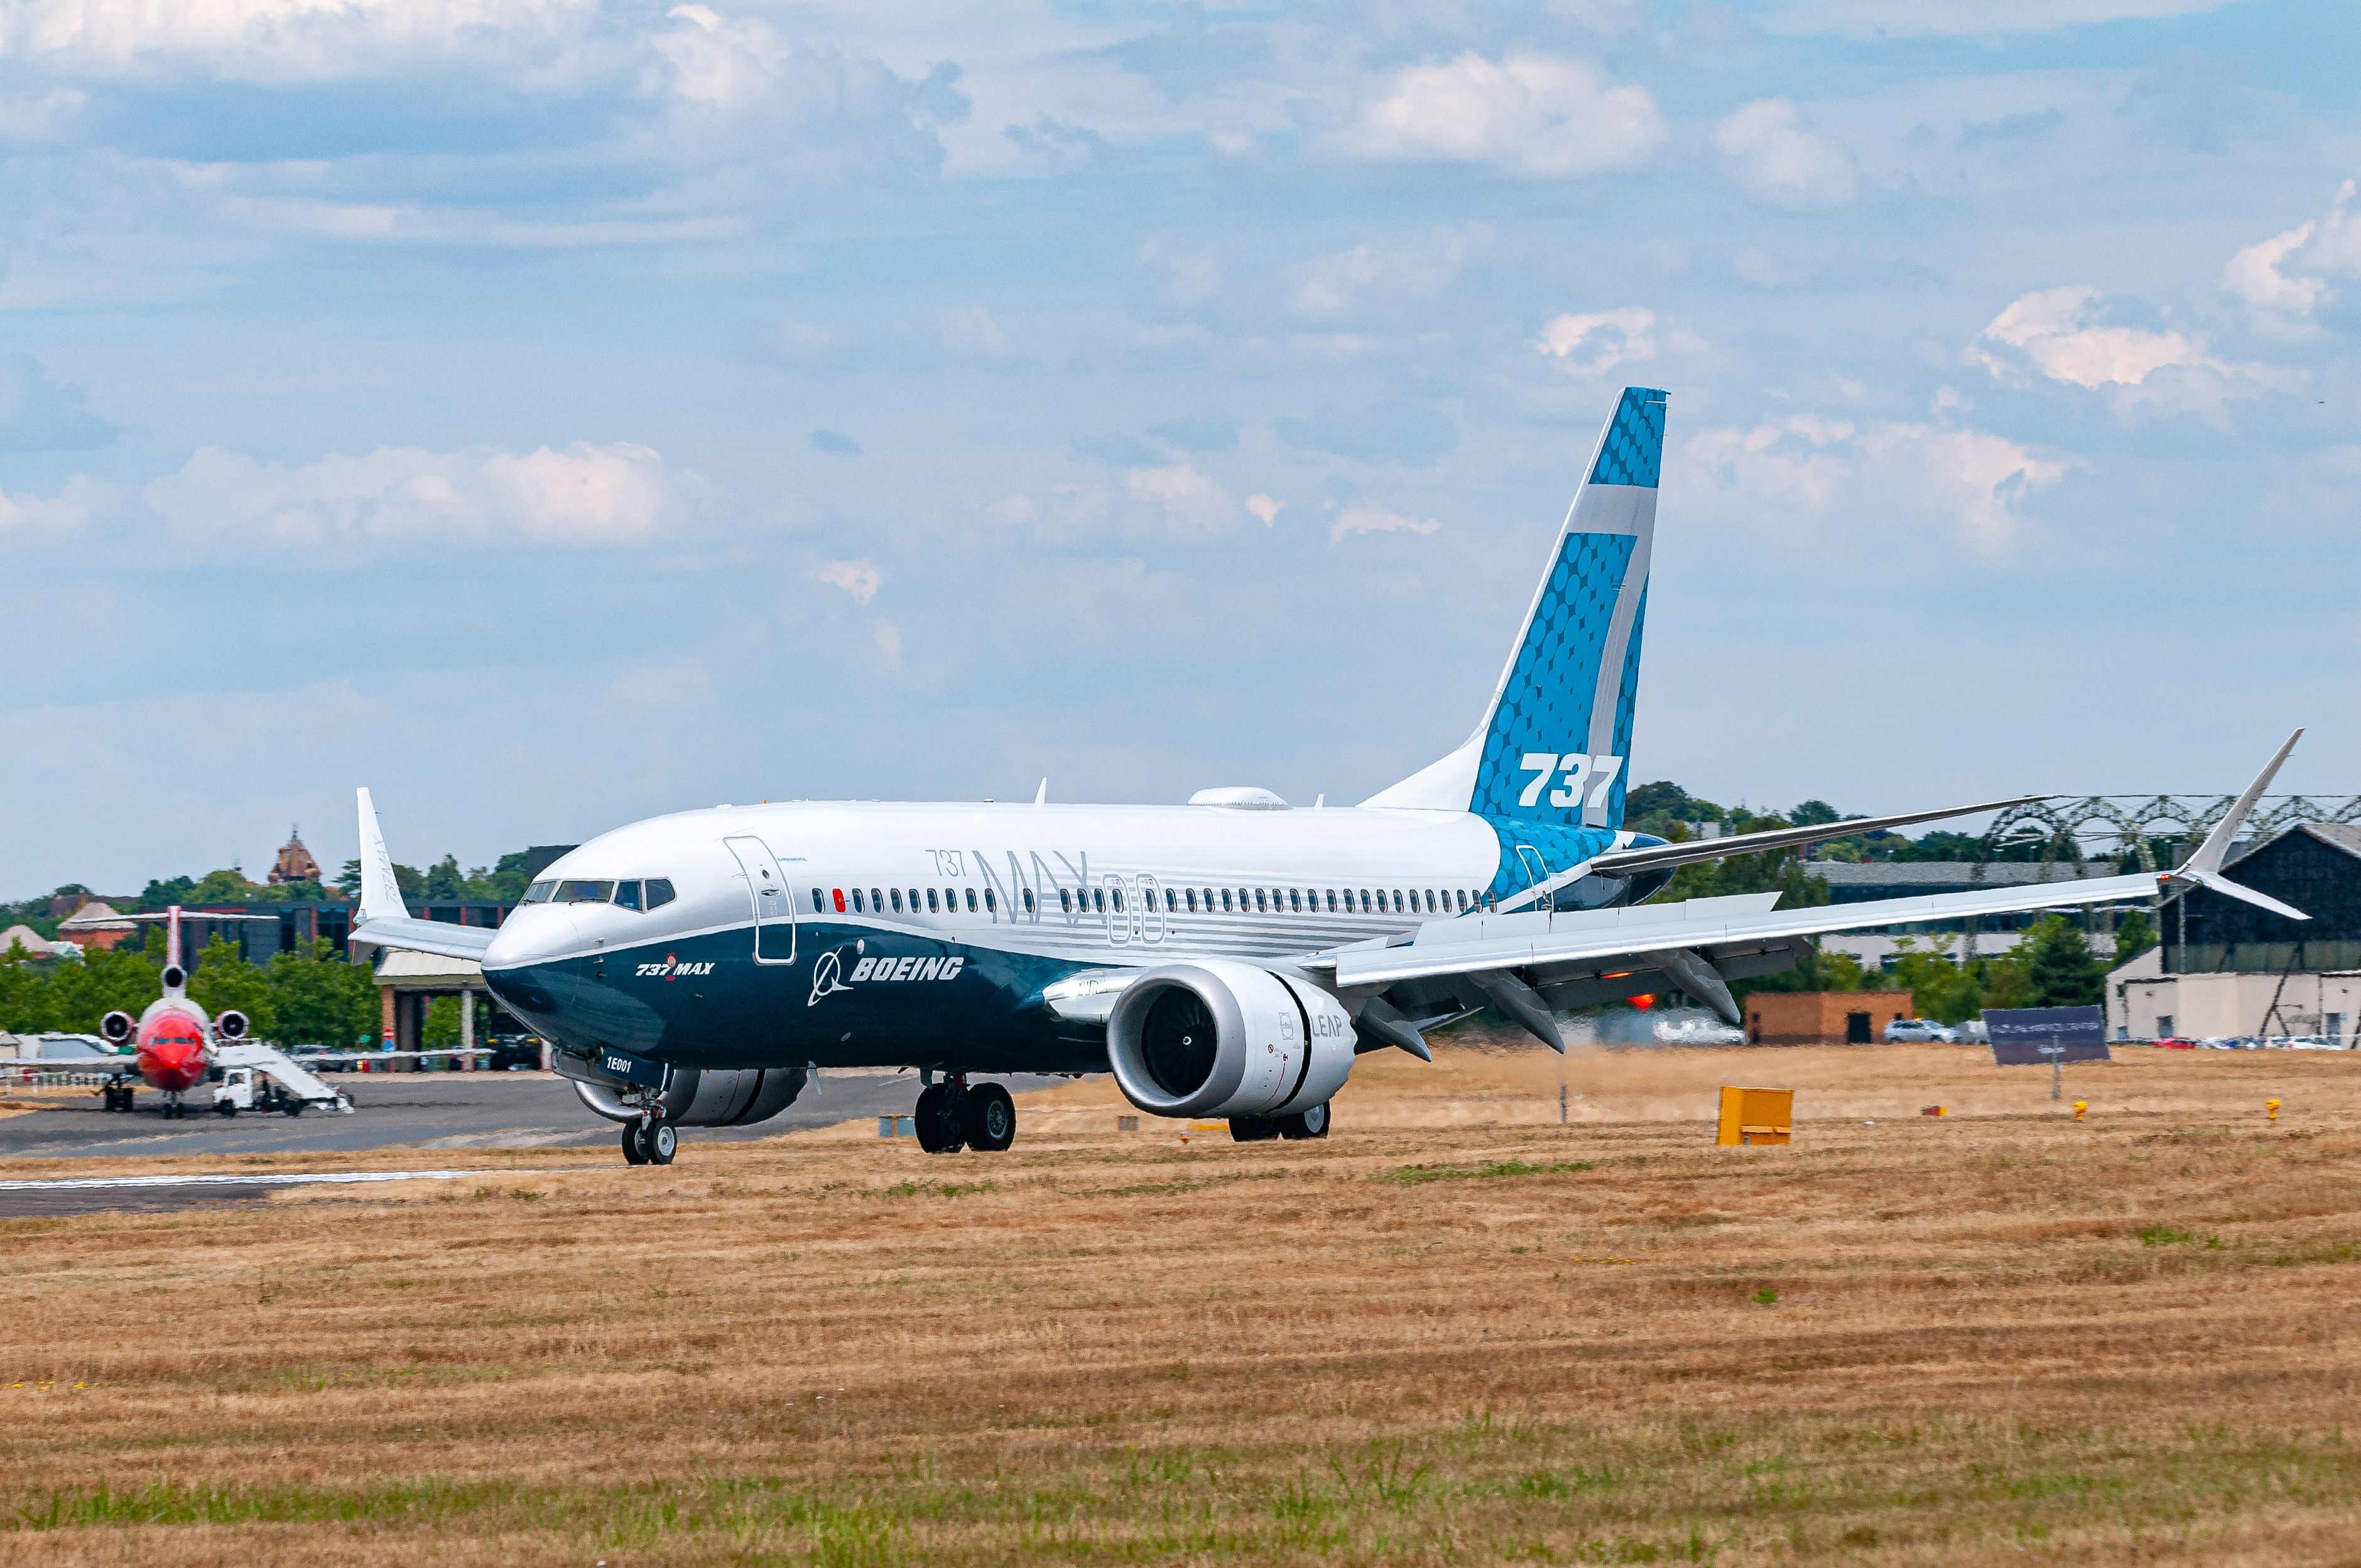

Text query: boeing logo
(808, 944), (967, 1007)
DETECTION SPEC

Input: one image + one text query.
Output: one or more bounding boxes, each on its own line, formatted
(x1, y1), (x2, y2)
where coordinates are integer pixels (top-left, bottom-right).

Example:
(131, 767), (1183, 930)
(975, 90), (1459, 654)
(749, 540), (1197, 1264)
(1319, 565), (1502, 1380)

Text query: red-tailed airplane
(96, 906), (272, 1118)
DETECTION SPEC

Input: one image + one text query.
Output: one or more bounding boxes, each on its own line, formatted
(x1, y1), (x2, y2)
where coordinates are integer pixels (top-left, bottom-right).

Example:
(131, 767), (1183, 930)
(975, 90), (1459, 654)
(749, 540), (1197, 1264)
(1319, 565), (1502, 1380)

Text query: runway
(0, 1069), (1072, 1213)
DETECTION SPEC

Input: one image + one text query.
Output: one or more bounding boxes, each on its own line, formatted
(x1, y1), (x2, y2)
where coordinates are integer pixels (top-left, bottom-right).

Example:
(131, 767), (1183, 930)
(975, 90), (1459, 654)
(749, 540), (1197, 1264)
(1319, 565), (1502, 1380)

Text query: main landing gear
(1229, 1101), (1332, 1143)
(621, 1115), (677, 1166)
(101, 1080), (134, 1113)
(913, 1075), (1016, 1154)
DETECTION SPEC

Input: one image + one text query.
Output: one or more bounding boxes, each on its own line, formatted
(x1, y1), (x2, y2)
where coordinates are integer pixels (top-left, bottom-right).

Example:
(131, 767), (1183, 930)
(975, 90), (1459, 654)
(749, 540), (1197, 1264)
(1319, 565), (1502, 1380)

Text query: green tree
(1890, 940), (1983, 1024)
(422, 995), (472, 1050)
(187, 867), (268, 906)
(38, 946), (165, 1034)
(265, 941), (380, 1047)
(2021, 914), (2103, 1008)
(136, 875), (197, 912)
(1980, 953), (2037, 1011)
(423, 855), (467, 900)
(187, 938), (277, 1039)
(2110, 909), (2157, 969)
(335, 858), (422, 900)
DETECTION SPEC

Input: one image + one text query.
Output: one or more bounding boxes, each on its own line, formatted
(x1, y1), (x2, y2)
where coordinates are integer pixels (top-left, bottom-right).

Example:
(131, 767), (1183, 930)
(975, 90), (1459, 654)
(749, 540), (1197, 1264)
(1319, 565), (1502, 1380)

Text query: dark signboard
(1984, 1005), (2110, 1066)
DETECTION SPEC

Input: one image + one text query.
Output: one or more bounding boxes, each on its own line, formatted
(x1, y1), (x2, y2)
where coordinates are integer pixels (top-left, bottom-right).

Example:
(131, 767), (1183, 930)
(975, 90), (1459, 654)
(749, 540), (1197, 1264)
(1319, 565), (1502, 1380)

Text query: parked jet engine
(215, 1010), (249, 1041)
(99, 1011), (134, 1044)
(1106, 959), (1354, 1121)
(572, 1064), (808, 1128)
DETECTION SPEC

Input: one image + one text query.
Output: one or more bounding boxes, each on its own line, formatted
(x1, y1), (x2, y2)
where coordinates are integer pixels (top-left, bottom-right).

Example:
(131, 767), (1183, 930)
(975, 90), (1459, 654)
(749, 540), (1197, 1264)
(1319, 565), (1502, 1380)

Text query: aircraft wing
(1313, 731), (2307, 1044)
(345, 787), (498, 962)
(346, 915), (496, 961)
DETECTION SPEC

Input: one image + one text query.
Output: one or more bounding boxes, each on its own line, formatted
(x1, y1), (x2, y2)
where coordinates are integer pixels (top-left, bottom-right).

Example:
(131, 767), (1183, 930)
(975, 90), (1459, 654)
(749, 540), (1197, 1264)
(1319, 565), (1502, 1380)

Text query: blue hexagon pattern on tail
(1362, 386), (1664, 838)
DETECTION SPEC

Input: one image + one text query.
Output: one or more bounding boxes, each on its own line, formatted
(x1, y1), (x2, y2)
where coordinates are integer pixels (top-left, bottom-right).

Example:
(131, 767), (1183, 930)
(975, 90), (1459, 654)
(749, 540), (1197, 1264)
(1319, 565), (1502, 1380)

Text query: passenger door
(1515, 844), (1552, 910)
(724, 836), (796, 965)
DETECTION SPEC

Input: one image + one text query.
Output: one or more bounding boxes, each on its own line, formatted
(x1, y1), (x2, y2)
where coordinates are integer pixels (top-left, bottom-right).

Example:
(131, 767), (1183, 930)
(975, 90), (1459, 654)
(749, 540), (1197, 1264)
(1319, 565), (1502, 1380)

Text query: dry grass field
(1, 1039), (2357, 1565)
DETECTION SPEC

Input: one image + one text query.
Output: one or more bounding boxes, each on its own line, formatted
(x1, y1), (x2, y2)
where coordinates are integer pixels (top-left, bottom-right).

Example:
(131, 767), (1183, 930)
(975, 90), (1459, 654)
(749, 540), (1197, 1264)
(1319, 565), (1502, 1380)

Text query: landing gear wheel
(913, 1084), (965, 1154)
(960, 1083), (1016, 1152)
(1229, 1117), (1280, 1142)
(1276, 1101), (1331, 1140)
(646, 1120), (677, 1164)
(621, 1122), (650, 1165)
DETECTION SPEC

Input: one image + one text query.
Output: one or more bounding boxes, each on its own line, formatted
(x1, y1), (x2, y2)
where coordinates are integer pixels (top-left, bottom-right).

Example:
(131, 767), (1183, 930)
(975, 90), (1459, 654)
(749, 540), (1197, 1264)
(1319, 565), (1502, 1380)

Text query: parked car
(487, 1037), (543, 1071)
(1884, 1018), (1959, 1044)
(2151, 1036), (2198, 1049)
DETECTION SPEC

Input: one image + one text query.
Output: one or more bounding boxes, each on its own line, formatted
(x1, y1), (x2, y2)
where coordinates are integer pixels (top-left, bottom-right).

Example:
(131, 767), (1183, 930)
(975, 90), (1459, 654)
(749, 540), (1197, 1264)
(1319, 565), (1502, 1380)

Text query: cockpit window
(614, 880), (644, 911)
(558, 879), (615, 904)
(523, 880), (557, 904)
(645, 879), (676, 910)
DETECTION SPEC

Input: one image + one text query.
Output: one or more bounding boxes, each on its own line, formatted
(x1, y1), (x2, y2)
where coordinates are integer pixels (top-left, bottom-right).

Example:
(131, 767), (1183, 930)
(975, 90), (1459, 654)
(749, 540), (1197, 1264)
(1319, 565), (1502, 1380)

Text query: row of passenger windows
(816, 883), (1492, 918)
(523, 877), (678, 911)
(823, 885), (1001, 916)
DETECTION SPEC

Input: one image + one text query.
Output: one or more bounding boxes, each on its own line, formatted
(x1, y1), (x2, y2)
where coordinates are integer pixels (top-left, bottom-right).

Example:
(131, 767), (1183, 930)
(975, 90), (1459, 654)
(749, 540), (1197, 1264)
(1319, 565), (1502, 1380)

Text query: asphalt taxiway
(0, 1070), (1068, 1213)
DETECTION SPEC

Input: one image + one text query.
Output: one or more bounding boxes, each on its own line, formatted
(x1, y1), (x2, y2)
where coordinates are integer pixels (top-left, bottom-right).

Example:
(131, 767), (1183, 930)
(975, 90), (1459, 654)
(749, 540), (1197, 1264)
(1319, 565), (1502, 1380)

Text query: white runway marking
(0, 1169), (546, 1192)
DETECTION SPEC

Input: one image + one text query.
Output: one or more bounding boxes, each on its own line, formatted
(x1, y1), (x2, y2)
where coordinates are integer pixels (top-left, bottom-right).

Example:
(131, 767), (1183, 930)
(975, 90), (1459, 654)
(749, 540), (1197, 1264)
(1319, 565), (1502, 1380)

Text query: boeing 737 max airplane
(350, 388), (2308, 1165)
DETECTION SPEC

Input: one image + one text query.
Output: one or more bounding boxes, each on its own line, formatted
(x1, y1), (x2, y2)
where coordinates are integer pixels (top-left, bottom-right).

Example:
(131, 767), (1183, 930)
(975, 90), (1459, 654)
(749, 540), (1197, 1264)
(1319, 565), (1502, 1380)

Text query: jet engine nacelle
(99, 1011), (135, 1044)
(572, 1065), (808, 1127)
(214, 1010), (249, 1041)
(1106, 960), (1355, 1120)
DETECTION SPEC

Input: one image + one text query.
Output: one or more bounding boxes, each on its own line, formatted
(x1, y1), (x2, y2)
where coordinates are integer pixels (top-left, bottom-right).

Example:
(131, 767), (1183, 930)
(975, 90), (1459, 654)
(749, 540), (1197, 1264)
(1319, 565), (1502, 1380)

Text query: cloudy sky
(2, 0), (2356, 892)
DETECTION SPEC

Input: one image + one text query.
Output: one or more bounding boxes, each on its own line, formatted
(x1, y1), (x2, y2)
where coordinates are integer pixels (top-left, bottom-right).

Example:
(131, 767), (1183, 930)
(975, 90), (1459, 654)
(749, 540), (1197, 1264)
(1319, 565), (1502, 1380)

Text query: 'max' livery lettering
(352, 386), (2310, 1164)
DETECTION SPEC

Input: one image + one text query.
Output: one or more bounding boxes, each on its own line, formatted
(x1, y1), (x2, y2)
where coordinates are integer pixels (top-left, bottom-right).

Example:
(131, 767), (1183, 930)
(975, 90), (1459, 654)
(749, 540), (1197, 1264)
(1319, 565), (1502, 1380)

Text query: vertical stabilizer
(1362, 386), (1663, 829)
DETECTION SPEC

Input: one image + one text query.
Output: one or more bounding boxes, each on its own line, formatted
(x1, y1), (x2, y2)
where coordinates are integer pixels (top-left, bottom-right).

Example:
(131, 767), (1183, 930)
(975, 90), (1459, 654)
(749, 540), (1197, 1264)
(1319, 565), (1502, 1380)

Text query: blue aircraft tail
(1361, 386), (1663, 830)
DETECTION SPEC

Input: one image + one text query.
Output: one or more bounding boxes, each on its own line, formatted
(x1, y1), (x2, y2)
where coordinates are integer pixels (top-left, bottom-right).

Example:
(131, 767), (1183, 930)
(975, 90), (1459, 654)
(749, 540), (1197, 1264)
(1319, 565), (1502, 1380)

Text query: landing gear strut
(914, 1075), (1018, 1154)
(102, 1080), (134, 1113)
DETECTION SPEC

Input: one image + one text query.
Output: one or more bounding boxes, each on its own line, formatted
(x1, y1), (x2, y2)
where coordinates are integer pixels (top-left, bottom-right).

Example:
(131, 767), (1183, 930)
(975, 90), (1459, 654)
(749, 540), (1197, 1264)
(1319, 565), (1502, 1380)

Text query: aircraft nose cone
(486, 906), (578, 971)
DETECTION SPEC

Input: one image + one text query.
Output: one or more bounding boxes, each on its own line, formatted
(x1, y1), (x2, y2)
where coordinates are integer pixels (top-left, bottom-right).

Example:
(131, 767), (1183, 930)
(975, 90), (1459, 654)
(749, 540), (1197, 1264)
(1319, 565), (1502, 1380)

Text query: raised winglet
(354, 787), (411, 924)
(2166, 729), (2309, 921)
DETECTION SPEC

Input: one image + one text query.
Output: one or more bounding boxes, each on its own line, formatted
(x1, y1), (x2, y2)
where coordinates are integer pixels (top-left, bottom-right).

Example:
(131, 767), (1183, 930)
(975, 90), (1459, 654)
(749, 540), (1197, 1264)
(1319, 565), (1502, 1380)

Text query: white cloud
(872, 618), (904, 670)
(1536, 306), (1656, 374)
(948, 305), (1013, 357)
(1711, 99), (1857, 209)
(1123, 462), (1237, 533)
(607, 654), (712, 710)
(810, 558), (881, 604)
(1329, 504), (1440, 544)
(1685, 415), (2072, 551)
(0, 475), (96, 534)
(1970, 284), (2280, 414)
(1867, 424), (2072, 548)
(1330, 54), (1666, 180)
(144, 440), (685, 551)
(2223, 179), (2360, 325)
(1766, 0), (2230, 37)
(1246, 494), (1283, 526)
(0, 0), (597, 80)
(653, 4), (791, 109)
(1289, 226), (1483, 318)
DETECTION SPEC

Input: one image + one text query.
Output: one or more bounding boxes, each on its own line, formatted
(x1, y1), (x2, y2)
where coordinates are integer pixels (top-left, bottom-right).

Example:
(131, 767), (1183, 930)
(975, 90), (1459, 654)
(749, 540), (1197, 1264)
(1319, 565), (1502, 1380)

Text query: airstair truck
(209, 1044), (356, 1117)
